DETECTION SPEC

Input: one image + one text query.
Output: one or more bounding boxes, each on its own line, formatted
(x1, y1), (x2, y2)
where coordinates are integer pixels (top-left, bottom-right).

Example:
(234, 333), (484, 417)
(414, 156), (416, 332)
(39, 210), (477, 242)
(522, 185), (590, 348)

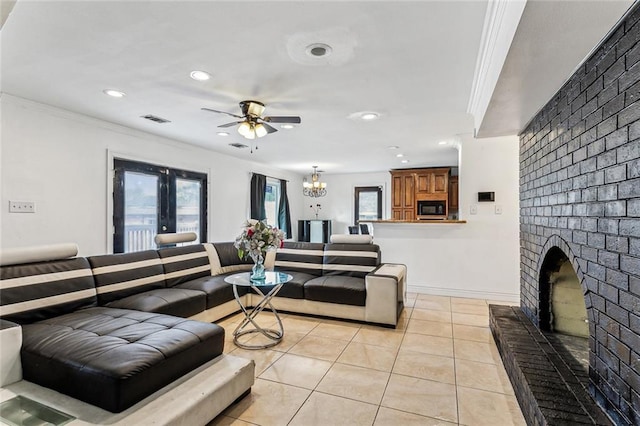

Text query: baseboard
(407, 285), (520, 304)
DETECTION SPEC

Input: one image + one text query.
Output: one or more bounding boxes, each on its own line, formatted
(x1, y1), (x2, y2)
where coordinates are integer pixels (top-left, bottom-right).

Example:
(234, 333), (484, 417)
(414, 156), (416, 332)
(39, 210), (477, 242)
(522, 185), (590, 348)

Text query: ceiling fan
(201, 100), (301, 139)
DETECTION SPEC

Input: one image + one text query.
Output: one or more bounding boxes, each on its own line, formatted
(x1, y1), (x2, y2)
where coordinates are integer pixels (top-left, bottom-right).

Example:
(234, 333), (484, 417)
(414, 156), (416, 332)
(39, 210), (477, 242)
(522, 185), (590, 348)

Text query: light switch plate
(495, 205), (503, 215)
(9, 201), (35, 213)
(470, 204), (478, 215)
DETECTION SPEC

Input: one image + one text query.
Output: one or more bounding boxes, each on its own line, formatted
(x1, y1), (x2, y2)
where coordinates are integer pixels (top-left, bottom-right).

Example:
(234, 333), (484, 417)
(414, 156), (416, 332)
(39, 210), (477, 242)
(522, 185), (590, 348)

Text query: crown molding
(467, 0), (527, 134)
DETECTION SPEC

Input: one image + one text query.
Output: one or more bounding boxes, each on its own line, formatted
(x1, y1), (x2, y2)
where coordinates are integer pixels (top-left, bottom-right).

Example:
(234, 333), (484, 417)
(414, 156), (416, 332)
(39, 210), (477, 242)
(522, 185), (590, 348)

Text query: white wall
(0, 95), (304, 256)
(373, 134), (521, 300)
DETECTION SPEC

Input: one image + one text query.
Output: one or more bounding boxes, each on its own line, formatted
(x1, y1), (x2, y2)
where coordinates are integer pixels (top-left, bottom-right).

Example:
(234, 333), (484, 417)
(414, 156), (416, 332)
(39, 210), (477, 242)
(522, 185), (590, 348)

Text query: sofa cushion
(304, 275), (366, 306)
(251, 270), (310, 300)
(88, 250), (166, 306)
(274, 242), (324, 276)
(175, 272), (249, 309)
(158, 244), (212, 287)
(20, 307), (225, 413)
(0, 257), (97, 324)
(213, 242), (253, 267)
(106, 288), (207, 318)
(322, 243), (380, 278)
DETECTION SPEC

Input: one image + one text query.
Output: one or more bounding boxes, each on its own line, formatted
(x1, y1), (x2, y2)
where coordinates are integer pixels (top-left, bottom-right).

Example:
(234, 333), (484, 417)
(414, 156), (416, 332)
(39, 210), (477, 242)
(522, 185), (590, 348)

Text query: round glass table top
(224, 271), (292, 287)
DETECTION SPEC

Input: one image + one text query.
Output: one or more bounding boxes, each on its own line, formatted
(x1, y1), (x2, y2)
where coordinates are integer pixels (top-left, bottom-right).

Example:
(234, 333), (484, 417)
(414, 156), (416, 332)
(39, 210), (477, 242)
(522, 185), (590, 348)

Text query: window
(355, 186), (382, 223)
(264, 178), (281, 227)
(113, 159), (207, 253)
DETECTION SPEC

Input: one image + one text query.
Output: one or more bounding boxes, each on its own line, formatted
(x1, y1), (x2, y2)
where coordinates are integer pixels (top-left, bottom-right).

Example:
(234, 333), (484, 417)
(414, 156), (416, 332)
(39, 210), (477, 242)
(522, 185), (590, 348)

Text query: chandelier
(303, 166), (327, 197)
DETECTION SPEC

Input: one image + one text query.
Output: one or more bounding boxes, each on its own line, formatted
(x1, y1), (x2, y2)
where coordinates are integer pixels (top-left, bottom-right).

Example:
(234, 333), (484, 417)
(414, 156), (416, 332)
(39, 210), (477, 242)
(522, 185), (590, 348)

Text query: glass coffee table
(224, 271), (292, 349)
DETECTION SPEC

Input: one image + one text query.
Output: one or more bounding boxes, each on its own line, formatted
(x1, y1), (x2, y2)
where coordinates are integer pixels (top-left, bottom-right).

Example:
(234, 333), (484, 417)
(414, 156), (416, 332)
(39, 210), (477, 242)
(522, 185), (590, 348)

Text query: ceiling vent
(141, 114), (171, 124)
(229, 142), (249, 149)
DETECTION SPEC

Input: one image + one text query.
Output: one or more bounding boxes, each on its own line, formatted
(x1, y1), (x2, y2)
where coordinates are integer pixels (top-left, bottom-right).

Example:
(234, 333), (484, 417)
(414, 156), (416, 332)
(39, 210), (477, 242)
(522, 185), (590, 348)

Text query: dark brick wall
(519, 4), (640, 424)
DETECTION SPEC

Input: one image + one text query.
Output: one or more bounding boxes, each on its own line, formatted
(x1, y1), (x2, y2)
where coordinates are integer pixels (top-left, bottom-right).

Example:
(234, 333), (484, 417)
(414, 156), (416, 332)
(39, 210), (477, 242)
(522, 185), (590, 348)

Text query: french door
(113, 159), (207, 253)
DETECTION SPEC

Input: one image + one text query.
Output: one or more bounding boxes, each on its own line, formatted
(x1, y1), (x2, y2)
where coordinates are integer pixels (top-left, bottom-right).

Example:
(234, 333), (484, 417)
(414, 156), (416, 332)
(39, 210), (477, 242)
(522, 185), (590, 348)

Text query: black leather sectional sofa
(0, 237), (406, 419)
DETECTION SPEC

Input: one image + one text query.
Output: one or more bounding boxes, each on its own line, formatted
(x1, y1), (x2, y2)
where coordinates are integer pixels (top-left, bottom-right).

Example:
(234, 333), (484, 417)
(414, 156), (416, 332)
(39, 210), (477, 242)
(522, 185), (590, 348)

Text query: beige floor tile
(452, 312), (489, 327)
(337, 341), (398, 372)
(454, 339), (502, 364)
(452, 324), (493, 343)
(207, 415), (257, 426)
(401, 333), (454, 357)
(382, 374), (458, 423)
(457, 386), (526, 426)
(288, 334), (349, 362)
(393, 350), (455, 384)
(450, 296), (488, 306)
(451, 302), (489, 316)
(290, 391), (378, 426)
(374, 407), (457, 426)
(406, 318), (453, 338)
(229, 347), (283, 377)
(308, 321), (360, 341)
(245, 329), (307, 352)
(414, 297), (452, 311)
(352, 327), (405, 349)
(224, 378), (311, 425)
(411, 308), (452, 323)
(456, 359), (515, 394)
(416, 294), (451, 303)
(317, 363), (390, 404)
(280, 316), (320, 333)
(259, 353), (332, 389)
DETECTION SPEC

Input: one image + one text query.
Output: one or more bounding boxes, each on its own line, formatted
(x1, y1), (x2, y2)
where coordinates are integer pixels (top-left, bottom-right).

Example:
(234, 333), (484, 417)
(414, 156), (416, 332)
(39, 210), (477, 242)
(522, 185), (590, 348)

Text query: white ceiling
(0, 1), (633, 175)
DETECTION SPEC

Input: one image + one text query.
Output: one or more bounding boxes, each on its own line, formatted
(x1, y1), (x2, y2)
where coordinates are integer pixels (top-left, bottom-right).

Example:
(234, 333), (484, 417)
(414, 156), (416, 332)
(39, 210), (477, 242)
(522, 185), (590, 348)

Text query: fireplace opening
(538, 246), (589, 372)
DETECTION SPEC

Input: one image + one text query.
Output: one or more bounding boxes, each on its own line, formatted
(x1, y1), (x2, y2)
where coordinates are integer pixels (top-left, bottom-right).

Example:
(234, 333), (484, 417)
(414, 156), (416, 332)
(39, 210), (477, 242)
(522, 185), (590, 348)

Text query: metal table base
(232, 282), (285, 350)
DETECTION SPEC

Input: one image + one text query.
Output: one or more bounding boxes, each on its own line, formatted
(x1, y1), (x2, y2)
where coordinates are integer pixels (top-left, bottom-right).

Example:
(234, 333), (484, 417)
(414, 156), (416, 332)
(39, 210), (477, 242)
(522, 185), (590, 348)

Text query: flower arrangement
(234, 219), (285, 262)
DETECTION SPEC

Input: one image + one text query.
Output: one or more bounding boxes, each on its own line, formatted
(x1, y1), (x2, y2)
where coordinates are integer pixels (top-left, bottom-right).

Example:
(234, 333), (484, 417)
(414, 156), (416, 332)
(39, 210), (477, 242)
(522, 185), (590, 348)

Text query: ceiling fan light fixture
(237, 121), (254, 139)
(255, 123), (268, 138)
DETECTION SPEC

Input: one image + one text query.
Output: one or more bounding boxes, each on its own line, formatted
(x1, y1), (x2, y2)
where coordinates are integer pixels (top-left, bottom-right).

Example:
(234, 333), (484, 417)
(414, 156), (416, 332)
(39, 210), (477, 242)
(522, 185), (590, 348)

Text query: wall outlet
(9, 201), (35, 213)
(495, 205), (503, 215)
(470, 204), (478, 215)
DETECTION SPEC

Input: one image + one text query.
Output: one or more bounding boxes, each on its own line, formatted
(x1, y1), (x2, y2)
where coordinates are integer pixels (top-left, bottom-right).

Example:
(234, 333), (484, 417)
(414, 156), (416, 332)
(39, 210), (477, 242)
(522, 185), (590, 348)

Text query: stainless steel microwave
(417, 200), (446, 218)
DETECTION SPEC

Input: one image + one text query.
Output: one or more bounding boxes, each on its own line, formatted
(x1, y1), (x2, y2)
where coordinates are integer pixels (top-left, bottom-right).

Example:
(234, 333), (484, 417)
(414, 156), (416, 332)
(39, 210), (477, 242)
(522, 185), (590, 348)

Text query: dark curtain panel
(250, 173), (267, 220)
(278, 179), (292, 238)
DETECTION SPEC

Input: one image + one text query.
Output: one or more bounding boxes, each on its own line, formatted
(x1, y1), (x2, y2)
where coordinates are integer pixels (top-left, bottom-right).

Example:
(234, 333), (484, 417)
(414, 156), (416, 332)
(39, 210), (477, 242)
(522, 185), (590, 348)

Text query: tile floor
(208, 294), (526, 426)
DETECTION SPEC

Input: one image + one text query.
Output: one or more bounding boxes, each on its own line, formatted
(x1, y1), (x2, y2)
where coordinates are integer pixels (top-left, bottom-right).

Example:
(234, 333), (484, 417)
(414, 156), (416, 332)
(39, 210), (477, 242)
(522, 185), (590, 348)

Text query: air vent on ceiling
(140, 114), (171, 124)
(229, 142), (249, 149)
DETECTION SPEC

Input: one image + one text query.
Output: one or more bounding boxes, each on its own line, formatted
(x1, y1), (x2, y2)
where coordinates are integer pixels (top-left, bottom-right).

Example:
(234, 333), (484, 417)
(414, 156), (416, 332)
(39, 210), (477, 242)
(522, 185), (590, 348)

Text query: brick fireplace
(494, 3), (639, 425)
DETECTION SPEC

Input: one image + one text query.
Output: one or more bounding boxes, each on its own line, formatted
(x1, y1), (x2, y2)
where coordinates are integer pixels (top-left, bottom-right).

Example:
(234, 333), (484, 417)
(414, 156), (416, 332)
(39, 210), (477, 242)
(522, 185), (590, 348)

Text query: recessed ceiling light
(103, 89), (125, 98)
(360, 112), (379, 121)
(387, 145), (399, 150)
(438, 141), (447, 145)
(190, 70), (211, 81)
(401, 159), (409, 164)
(306, 43), (332, 57)
(281, 124), (294, 129)
(396, 153), (404, 158)
(217, 132), (229, 136)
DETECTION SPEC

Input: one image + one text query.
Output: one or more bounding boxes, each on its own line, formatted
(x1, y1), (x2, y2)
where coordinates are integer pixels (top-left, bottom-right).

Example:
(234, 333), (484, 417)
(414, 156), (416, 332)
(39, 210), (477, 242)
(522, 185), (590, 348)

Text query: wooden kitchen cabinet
(391, 170), (416, 220)
(449, 175), (459, 213)
(391, 168), (450, 220)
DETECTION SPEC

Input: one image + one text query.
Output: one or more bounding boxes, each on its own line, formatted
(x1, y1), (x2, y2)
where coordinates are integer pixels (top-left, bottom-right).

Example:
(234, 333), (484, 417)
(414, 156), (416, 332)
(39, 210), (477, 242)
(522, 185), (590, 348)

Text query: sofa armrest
(364, 263), (407, 326)
(0, 319), (22, 386)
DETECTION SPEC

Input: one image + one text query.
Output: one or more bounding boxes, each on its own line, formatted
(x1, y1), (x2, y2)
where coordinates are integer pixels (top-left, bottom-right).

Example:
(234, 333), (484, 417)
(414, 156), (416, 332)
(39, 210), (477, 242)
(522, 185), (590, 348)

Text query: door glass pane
(176, 178), (201, 244)
(124, 171), (158, 252)
(358, 191), (379, 221)
(264, 179), (280, 227)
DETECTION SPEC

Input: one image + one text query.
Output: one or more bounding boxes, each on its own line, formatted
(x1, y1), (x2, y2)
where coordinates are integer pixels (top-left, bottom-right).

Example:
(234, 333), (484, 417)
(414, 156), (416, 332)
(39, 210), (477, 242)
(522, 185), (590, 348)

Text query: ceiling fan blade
(261, 122), (278, 134)
(201, 107), (244, 119)
(263, 116), (301, 124)
(218, 121), (242, 128)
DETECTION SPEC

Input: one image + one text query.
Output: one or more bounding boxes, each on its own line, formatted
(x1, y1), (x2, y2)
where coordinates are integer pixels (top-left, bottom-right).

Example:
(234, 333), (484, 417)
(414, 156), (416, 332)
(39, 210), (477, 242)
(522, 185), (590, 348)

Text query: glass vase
(250, 253), (266, 281)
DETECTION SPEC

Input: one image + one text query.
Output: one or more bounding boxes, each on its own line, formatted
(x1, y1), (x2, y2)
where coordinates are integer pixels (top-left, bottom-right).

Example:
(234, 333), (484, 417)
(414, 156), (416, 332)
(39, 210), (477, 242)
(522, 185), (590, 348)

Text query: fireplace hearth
(503, 3), (640, 425)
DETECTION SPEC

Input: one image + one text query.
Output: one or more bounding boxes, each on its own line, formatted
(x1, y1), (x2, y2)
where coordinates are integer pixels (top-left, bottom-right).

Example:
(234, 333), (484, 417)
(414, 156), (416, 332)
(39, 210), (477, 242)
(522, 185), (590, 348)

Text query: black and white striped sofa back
(158, 244), (212, 286)
(322, 243), (380, 277)
(0, 258), (97, 324)
(274, 242), (325, 276)
(87, 250), (166, 305)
